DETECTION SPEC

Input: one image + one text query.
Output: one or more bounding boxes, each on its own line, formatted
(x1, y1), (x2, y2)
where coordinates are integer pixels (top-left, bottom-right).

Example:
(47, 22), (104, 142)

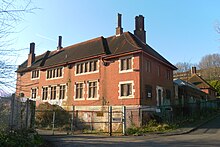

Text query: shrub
(35, 102), (70, 129)
(0, 129), (43, 147)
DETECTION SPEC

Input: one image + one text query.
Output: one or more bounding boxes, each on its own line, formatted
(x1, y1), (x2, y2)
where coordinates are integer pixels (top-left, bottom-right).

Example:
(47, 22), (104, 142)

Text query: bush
(126, 120), (174, 135)
(0, 129), (43, 147)
(35, 102), (70, 129)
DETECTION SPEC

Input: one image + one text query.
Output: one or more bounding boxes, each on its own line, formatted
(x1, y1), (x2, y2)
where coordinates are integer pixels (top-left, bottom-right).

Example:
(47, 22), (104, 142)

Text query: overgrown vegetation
(0, 129), (43, 147)
(35, 103), (70, 129)
(126, 120), (176, 135)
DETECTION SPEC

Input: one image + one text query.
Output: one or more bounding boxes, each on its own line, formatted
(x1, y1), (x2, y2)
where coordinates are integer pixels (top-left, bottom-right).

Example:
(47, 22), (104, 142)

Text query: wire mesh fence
(0, 95), (35, 131)
(35, 106), (126, 136)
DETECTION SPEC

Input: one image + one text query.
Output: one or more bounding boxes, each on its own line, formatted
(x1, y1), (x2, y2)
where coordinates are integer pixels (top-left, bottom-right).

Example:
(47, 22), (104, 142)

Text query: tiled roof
(17, 32), (177, 72)
(188, 74), (216, 91)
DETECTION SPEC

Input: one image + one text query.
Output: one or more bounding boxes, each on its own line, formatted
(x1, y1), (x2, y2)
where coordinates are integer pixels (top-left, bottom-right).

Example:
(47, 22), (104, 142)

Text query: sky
(9, 0), (220, 66)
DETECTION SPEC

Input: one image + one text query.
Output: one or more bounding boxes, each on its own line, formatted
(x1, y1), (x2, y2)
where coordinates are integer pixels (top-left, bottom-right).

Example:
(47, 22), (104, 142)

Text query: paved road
(42, 115), (220, 147)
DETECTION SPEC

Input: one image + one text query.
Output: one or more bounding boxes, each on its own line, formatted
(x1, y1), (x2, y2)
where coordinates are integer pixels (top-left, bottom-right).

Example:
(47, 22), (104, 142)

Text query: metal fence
(0, 95), (35, 131)
(35, 106), (126, 136)
(34, 99), (220, 135)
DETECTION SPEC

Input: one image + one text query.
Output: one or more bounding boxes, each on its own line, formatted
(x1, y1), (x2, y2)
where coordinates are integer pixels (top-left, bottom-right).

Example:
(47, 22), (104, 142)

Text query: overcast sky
(10, 0), (220, 65)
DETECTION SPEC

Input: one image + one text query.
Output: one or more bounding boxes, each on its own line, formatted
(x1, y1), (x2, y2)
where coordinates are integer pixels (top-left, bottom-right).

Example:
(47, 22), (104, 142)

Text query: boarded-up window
(145, 85), (152, 98)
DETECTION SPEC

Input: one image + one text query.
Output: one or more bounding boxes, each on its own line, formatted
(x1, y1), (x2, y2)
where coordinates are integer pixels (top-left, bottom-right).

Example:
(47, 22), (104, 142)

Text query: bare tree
(0, 0), (36, 95)
(199, 53), (220, 81)
(174, 62), (194, 73)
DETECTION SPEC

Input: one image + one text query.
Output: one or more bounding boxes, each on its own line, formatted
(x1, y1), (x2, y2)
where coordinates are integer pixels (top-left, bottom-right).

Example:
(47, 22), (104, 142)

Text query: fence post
(122, 106), (126, 135)
(75, 110), (78, 128)
(10, 94), (15, 130)
(25, 98), (29, 129)
(52, 111), (55, 135)
(70, 106), (75, 133)
(109, 106), (112, 136)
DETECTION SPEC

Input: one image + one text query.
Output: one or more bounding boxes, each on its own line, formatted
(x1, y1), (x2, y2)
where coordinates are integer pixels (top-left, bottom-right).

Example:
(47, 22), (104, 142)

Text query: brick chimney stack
(134, 15), (146, 43)
(27, 42), (35, 67)
(57, 36), (63, 50)
(191, 66), (197, 74)
(116, 13), (123, 36)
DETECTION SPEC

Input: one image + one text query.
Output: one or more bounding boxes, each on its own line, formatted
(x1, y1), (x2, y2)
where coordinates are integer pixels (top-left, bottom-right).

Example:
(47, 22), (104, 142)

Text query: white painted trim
(87, 80), (99, 100)
(156, 86), (163, 106)
(75, 59), (99, 76)
(46, 66), (64, 80)
(59, 84), (67, 100)
(42, 86), (49, 102)
(118, 80), (135, 99)
(74, 82), (85, 101)
(31, 70), (40, 80)
(30, 87), (38, 100)
(119, 55), (134, 73)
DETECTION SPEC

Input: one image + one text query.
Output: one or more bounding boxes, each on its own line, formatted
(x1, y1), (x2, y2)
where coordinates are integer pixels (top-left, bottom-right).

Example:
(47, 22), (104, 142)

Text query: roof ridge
(63, 36), (103, 51)
(123, 32), (142, 49)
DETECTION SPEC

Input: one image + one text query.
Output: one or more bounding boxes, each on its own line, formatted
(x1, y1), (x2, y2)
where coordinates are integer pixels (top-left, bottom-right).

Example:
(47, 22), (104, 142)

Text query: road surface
(42, 115), (220, 147)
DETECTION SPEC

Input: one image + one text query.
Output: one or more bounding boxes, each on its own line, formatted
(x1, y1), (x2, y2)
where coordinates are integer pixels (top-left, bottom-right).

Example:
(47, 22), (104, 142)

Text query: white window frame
(119, 56), (134, 73)
(31, 87), (38, 100)
(50, 85), (57, 100)
(74, 82), (85, 101)
(118, 80), (135, 99)
(46, 67), (64, 80)
(75, 59), (99, 76)
(87, 80), (99, 100)
(31, 70), (40, 80)
(42, 86), (49, 101)
(59, 84), (67, 100)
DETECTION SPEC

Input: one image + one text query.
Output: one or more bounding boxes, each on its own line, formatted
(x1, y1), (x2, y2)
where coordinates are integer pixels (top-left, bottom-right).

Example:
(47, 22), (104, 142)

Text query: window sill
(119, 69), (133, 73)
(118, 96), (134, 99)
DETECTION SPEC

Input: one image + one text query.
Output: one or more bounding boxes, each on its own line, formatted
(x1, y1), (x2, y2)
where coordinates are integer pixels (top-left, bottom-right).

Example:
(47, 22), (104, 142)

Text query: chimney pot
(116, 13), (123, 36)
(191, 67), (197, 74)
(57, 36), (63, 50)
(28, 42), (35, 67)
(134, 15), (146, 43)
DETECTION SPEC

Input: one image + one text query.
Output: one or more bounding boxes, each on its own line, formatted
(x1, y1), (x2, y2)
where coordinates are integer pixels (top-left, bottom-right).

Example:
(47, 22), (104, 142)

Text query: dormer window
(31, 70), (39, 79)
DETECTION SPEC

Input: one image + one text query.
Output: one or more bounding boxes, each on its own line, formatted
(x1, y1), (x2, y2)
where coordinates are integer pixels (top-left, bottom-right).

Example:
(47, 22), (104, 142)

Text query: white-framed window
(31, 70), (40, 79)
(31, 88), (37, 99)
(119, 81), (134, 99)
(74, 82), (84, 100)
(42, 87), (48, 100)
(75, 59), (99, 75)
(88, 81), (98, 99)
(46, 67), (63, 79)
(59, 85), (66, 100)
(119, 56), (133, 73)
(50, 86), (57, 100)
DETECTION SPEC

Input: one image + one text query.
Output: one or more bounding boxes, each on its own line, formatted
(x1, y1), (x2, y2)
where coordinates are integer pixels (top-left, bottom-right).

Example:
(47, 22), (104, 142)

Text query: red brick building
(16, 14), (177, 114)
